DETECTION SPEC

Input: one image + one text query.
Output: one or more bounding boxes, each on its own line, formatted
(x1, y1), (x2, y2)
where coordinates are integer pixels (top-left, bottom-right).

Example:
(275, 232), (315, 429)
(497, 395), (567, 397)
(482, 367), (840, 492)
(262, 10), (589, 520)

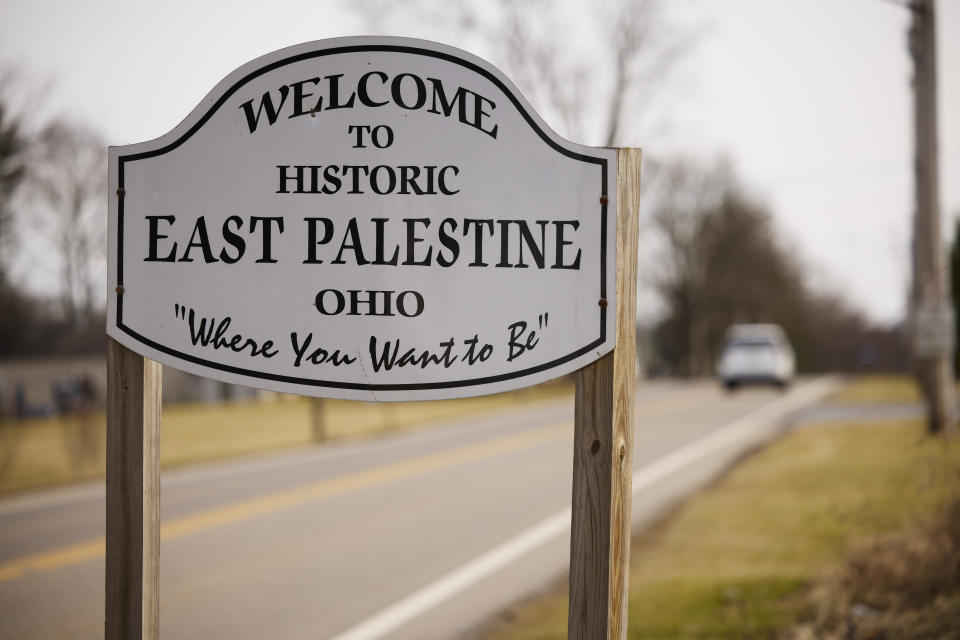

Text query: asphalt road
(0, 377), (839, 639)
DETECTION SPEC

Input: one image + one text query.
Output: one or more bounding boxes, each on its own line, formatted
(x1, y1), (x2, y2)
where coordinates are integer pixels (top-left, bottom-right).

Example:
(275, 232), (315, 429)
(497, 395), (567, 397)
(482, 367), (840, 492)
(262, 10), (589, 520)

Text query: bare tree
(648, 159), (730, 374)
(599, 0), (688, 146)
(648, 156), (890, 376)
(25, 120), (106, 327)
(649, 158), (811, 375)
(0, 81), (35, 359)
(348, 0), (688, 146)
(0, 83), (26, 268)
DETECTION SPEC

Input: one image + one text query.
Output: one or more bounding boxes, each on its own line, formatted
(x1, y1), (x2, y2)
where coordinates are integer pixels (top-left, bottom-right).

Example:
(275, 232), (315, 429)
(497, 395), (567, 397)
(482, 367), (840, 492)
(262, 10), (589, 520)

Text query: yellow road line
(0, 422), (571, 584)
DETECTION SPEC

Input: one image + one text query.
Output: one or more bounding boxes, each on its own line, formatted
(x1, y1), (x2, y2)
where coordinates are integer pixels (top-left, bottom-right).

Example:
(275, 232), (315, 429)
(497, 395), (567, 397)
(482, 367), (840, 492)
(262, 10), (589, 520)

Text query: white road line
(632, 376), (840, 491)
(328, 376), (841, 640)
(329, 509), (572, 640)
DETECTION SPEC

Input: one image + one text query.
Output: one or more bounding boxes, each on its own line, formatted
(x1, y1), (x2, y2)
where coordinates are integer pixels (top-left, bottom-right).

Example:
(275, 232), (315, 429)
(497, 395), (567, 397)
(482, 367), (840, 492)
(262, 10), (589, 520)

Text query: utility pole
(908, 0), (955, 434)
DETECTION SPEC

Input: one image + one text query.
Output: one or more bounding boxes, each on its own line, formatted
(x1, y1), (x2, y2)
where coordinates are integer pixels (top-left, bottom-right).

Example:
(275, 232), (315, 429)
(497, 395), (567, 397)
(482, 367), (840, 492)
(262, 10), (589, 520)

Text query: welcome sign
(107, 37), (617, 400)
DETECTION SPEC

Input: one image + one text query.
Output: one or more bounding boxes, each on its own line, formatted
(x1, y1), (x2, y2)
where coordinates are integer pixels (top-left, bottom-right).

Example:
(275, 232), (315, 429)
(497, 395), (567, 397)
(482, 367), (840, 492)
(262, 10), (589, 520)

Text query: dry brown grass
(828, 375), (922, 405)
(792, 496), (960, 640)
(0, 380), (573, 495)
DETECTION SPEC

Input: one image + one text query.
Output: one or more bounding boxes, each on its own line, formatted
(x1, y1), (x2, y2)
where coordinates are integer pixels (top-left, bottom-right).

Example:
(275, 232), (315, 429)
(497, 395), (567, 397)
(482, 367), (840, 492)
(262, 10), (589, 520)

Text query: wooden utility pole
(106, 338), (162, 639)
(568, 148), (641, 639)
(908, 0), (955, 434)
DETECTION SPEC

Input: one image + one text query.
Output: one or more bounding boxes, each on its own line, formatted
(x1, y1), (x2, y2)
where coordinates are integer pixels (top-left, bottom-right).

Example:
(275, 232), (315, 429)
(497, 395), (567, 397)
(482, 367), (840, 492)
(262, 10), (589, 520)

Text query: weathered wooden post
(568, 149), (640, 639)
(105, 37), (639, 639)
(105, 338), (161, 639)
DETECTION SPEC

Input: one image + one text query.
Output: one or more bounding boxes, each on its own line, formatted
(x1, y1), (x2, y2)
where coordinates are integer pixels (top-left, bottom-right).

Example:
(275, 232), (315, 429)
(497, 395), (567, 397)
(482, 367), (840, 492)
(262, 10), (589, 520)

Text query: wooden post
(908, 0), (955, 434)
(310, 398), (327, 442)
(568, 148), (641, 639)
(106, 337), (162, 639)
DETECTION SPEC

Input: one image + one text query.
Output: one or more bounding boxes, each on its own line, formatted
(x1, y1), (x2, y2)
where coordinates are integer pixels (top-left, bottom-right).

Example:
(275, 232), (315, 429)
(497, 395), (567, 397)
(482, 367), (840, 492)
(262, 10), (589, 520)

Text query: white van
(716, 324), (795, 390)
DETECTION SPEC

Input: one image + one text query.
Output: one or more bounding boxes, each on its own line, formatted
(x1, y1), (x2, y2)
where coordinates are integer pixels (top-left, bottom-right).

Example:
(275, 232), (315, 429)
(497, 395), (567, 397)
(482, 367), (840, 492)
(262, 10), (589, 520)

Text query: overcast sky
(1, 0), (957, 325)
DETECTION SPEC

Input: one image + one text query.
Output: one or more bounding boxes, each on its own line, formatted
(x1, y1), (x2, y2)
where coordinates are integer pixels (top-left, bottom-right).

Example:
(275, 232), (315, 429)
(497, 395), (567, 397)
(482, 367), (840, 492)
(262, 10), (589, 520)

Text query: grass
(481, 418), (960, 639)
(795, 497), (960, 639)
(827, 374), (922, 405)
(0, 379), (572, 495)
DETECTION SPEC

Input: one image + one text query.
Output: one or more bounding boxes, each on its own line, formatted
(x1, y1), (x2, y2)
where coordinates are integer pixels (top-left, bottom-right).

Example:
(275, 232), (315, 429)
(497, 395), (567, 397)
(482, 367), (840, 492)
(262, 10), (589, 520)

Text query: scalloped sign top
(107, 37), (617, 401)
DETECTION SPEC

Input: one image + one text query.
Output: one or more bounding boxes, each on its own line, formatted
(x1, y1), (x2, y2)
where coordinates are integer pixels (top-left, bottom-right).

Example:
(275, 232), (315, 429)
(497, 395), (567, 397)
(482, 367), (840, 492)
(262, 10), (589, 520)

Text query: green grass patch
(482, 419), (960, 639)
(0, 380), (572, 495)
(628, 577), (806, 639)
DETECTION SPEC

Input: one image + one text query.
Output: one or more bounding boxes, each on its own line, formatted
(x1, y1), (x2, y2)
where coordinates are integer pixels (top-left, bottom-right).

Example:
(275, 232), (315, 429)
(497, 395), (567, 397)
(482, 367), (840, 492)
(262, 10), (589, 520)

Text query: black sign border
(114, 41), (609, 392)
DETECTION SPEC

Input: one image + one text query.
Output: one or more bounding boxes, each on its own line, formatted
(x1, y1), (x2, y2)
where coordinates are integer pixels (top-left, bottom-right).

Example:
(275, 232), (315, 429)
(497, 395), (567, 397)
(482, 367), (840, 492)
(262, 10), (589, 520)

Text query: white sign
(107, 37), (616, 400)
(912, 303), (955, 357)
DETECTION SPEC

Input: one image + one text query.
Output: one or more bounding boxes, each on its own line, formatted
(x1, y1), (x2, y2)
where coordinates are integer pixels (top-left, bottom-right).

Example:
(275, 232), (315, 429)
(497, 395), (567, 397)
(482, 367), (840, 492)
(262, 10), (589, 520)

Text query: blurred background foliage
(0, 0), (919, 376)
